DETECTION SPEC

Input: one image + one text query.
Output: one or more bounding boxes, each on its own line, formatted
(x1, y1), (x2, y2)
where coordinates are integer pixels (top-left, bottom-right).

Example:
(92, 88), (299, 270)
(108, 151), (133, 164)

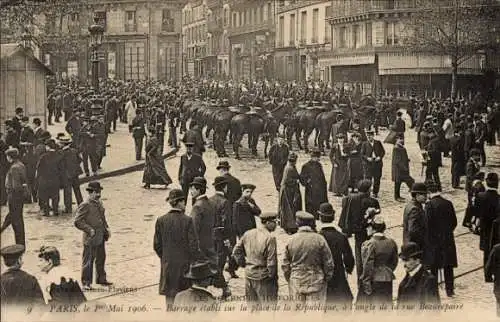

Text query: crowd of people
(1, 77), (500, 317)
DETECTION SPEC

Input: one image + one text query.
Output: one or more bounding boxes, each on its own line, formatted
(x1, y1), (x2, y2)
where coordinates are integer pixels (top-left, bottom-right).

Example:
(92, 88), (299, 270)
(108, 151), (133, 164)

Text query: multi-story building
(321, 0), (496, 96)
(38, 0), (184, 81)
(205, 0), (231, 77)
(227, 0), (275, 80)
(181, 0), (208, 77)
(275, 0), (332, 81)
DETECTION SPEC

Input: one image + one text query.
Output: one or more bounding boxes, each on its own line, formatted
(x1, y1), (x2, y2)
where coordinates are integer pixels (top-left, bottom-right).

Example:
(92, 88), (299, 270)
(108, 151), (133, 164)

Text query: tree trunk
(451, 59), (458, 100)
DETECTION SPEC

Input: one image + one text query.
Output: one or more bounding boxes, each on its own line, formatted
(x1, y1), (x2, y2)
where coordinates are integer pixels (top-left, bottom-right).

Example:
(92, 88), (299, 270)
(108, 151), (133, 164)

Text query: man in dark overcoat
(59, 136), (83, 213)
(154, 189), (198, 306)
(131, 109), (146, 161)
(80, 117), (99, 177)
(189, 177), (218, 274)
(233, 184), (262, 238)
(299, 148), (328, 217)
(19, 117), (35, 147)
(425, 133), (442, 191)
(178, 142), (206, 203)
(476, 172), (500, 282)
(473, 113), (487, 166)
(425, 182), (458, 297)
(449, 126), (466, 188)
(74, 181), (112, 290)
(182, 122), (205, 156)
(402, 183), (429, 258)
(0, 244), (45, 308)
(392, 136), (415, 202)
(318, 203), (354, 305)
(268, 135), (289, 191)
(36, 139), (63, 216)
(486, 243), (500, 317)
(65, 112), (82, 149)
(361, 130), (385, 198)
(208, 176), (233, 298)
(397, 242), (440, 306)
(216, 160), (242, 206)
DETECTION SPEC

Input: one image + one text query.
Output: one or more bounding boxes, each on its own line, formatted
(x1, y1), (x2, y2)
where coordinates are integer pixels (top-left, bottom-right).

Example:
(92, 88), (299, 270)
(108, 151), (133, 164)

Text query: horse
(230, 111), (266, 159)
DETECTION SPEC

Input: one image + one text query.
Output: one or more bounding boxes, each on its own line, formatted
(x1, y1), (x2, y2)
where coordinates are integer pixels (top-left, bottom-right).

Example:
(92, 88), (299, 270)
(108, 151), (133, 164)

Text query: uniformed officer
(0, 244), (45, 308)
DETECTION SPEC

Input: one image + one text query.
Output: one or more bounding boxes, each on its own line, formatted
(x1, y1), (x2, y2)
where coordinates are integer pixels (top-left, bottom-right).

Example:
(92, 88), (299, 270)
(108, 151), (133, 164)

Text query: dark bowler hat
(260, 212), (277, 220)
(486, 172), (499, 188)
(216, 160), (231, 170)
(184, 141), (195, 147)
(189, 177), (207, 188)
(1, 244), (25, 261)
(166, 189), (185, 203)
(296, 211), (315, 221)
(212, 176), (228, 187)
(184, 261), (217, 280)
(411, 182), (428, 194)
(86, 181), (103, 192)
(399, 242), (423, 260)
(40, 131), (51, 140)
(288, 152), (298, 162)
(318, 203), (335, 218)
(241, 183), (256, 191)
(5, 147), (19, 158)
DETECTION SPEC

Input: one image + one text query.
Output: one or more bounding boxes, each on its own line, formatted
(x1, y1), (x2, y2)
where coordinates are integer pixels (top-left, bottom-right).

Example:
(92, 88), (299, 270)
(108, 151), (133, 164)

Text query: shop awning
(319, 55), (375, 68)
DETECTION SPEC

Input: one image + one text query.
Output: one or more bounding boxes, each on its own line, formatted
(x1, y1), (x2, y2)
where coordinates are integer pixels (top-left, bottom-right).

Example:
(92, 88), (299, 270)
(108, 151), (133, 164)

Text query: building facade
(182, 0), (208, 77)
(205, 0), (231, 77)
(226, 0), (275, 80)
(275, 0), (331, 81)
(321, 0), (495, 96)
(38, 0), (184, 82)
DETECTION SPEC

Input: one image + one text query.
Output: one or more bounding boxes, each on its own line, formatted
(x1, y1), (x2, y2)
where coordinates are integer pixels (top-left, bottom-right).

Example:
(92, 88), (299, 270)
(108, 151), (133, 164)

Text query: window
(267, 3), (272, 21)
(125, 42), (145, 80)
(232, 12), (237, 27)
(160, 45), (177, 80)
(385, 22), (400, 45)
(223, 8), (228, 26)
(70, 13), (79, 22)
(312, 8), (319, 43)
(68, 13), (80, 33)
(289, 14), (295, 46)
(387, 0), (395, 9)
(339, 26), (346, 48)
(125, 11), (137, 32)
(325, 6), (332, 43)
(365, 22), (372, 46)
(278, 16), (284, 47)
(162, 9), (174, 32)
(300, 11), (307, 44)
(94, 11), (107, 31)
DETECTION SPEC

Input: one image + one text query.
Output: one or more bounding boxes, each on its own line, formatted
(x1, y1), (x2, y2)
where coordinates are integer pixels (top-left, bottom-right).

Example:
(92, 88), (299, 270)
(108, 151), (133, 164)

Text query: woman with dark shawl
(329, 133), (349, 196)
(278, 152), (302, 234)
(143, 130), (172, 189)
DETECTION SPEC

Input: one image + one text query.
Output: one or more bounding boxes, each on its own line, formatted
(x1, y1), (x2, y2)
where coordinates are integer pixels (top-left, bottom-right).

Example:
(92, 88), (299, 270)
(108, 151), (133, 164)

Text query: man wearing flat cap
(282, 211), (334, 305)
(278, 153), (302, 234)
(74, 181), (112, 290)
(318, 203), (354, 305)
(299, 148), (328, 217)
(1, 147), (27, 246)
(403, 183), (429, 256)
(208, 176), (235, 294)
(233, 212), (278, 305)
(233, 183), (262, 238)
(154, 189), (198, 306)
(268, 135), (289, 191)
(397, 242), (440, 306)
(0, 244), (45, 308)
(178, 142), (206, 203)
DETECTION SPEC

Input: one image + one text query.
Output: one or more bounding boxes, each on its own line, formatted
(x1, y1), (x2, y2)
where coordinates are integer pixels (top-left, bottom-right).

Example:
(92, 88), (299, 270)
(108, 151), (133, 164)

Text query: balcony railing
(227, 19), (274, 37)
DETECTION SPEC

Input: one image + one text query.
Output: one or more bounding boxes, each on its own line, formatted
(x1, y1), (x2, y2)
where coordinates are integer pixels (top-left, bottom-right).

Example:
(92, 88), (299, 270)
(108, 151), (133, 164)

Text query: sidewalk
(47, 122), (178, 182)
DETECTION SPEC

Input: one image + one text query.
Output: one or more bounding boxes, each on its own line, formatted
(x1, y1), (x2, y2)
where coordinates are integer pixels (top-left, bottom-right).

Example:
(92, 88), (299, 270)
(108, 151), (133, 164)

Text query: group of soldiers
(1, 76), (500, 316)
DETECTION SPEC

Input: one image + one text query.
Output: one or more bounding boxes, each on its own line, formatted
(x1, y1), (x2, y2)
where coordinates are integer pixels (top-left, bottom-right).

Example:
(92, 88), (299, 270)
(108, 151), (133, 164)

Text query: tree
(403, 0), (499, 99)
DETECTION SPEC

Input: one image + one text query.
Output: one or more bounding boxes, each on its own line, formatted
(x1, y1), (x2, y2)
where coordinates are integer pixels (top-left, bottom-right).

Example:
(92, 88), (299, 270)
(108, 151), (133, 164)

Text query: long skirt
(329, 161), (348, 195)
(142, 153), (172, 185)
(278, 184), (301, 234)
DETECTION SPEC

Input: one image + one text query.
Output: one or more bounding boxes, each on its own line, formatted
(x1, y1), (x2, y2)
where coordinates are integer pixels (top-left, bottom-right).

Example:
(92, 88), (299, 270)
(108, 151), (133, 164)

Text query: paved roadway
(1, 113), (499, 321)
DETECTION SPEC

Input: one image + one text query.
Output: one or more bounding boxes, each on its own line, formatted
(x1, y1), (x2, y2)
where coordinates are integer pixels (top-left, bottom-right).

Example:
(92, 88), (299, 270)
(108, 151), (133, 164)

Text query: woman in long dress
(329, 133), (349, 196)
(142, 130), (172, 189)
(278, 153), (302, 234)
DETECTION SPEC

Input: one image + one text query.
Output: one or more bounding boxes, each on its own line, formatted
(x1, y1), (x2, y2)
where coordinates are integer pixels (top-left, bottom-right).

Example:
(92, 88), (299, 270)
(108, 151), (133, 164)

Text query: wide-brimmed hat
(86, 181), (103, 192)
(216, 160), (230, 170)
(184, 261), (217, 280)
(318, 203), (335, 218)
(411, 182), (428, 194)
(166, 189), (185, 203)
(189, 177), (207, 188)
(399, 242), (423, 260)
(296, 211), (315, 221)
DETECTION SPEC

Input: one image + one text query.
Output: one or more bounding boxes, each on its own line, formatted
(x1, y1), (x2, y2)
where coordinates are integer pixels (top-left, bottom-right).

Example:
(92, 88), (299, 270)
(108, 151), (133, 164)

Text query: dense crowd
(1, 78), (500, 317)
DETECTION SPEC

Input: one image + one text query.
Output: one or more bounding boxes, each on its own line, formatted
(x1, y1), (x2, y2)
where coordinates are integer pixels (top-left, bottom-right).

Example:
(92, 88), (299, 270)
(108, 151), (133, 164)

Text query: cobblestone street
(1, 116), (499, 321)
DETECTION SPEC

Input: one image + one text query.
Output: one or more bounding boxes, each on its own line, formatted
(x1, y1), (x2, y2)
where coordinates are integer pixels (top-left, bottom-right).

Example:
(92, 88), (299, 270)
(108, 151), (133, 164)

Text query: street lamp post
(88, 15), (104, 92)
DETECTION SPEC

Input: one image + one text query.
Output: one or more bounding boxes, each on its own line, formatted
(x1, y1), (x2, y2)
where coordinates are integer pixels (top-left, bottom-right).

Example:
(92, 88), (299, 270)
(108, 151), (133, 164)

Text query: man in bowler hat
(216, 160), (242, 207)
(0, 244), (45, 308)
(403, 183), (429, 255)
(74, 181), (112, 290)
(397, 242), (440, 306)
(154, 189), (198, 306)
(178, 142), (206, 203)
